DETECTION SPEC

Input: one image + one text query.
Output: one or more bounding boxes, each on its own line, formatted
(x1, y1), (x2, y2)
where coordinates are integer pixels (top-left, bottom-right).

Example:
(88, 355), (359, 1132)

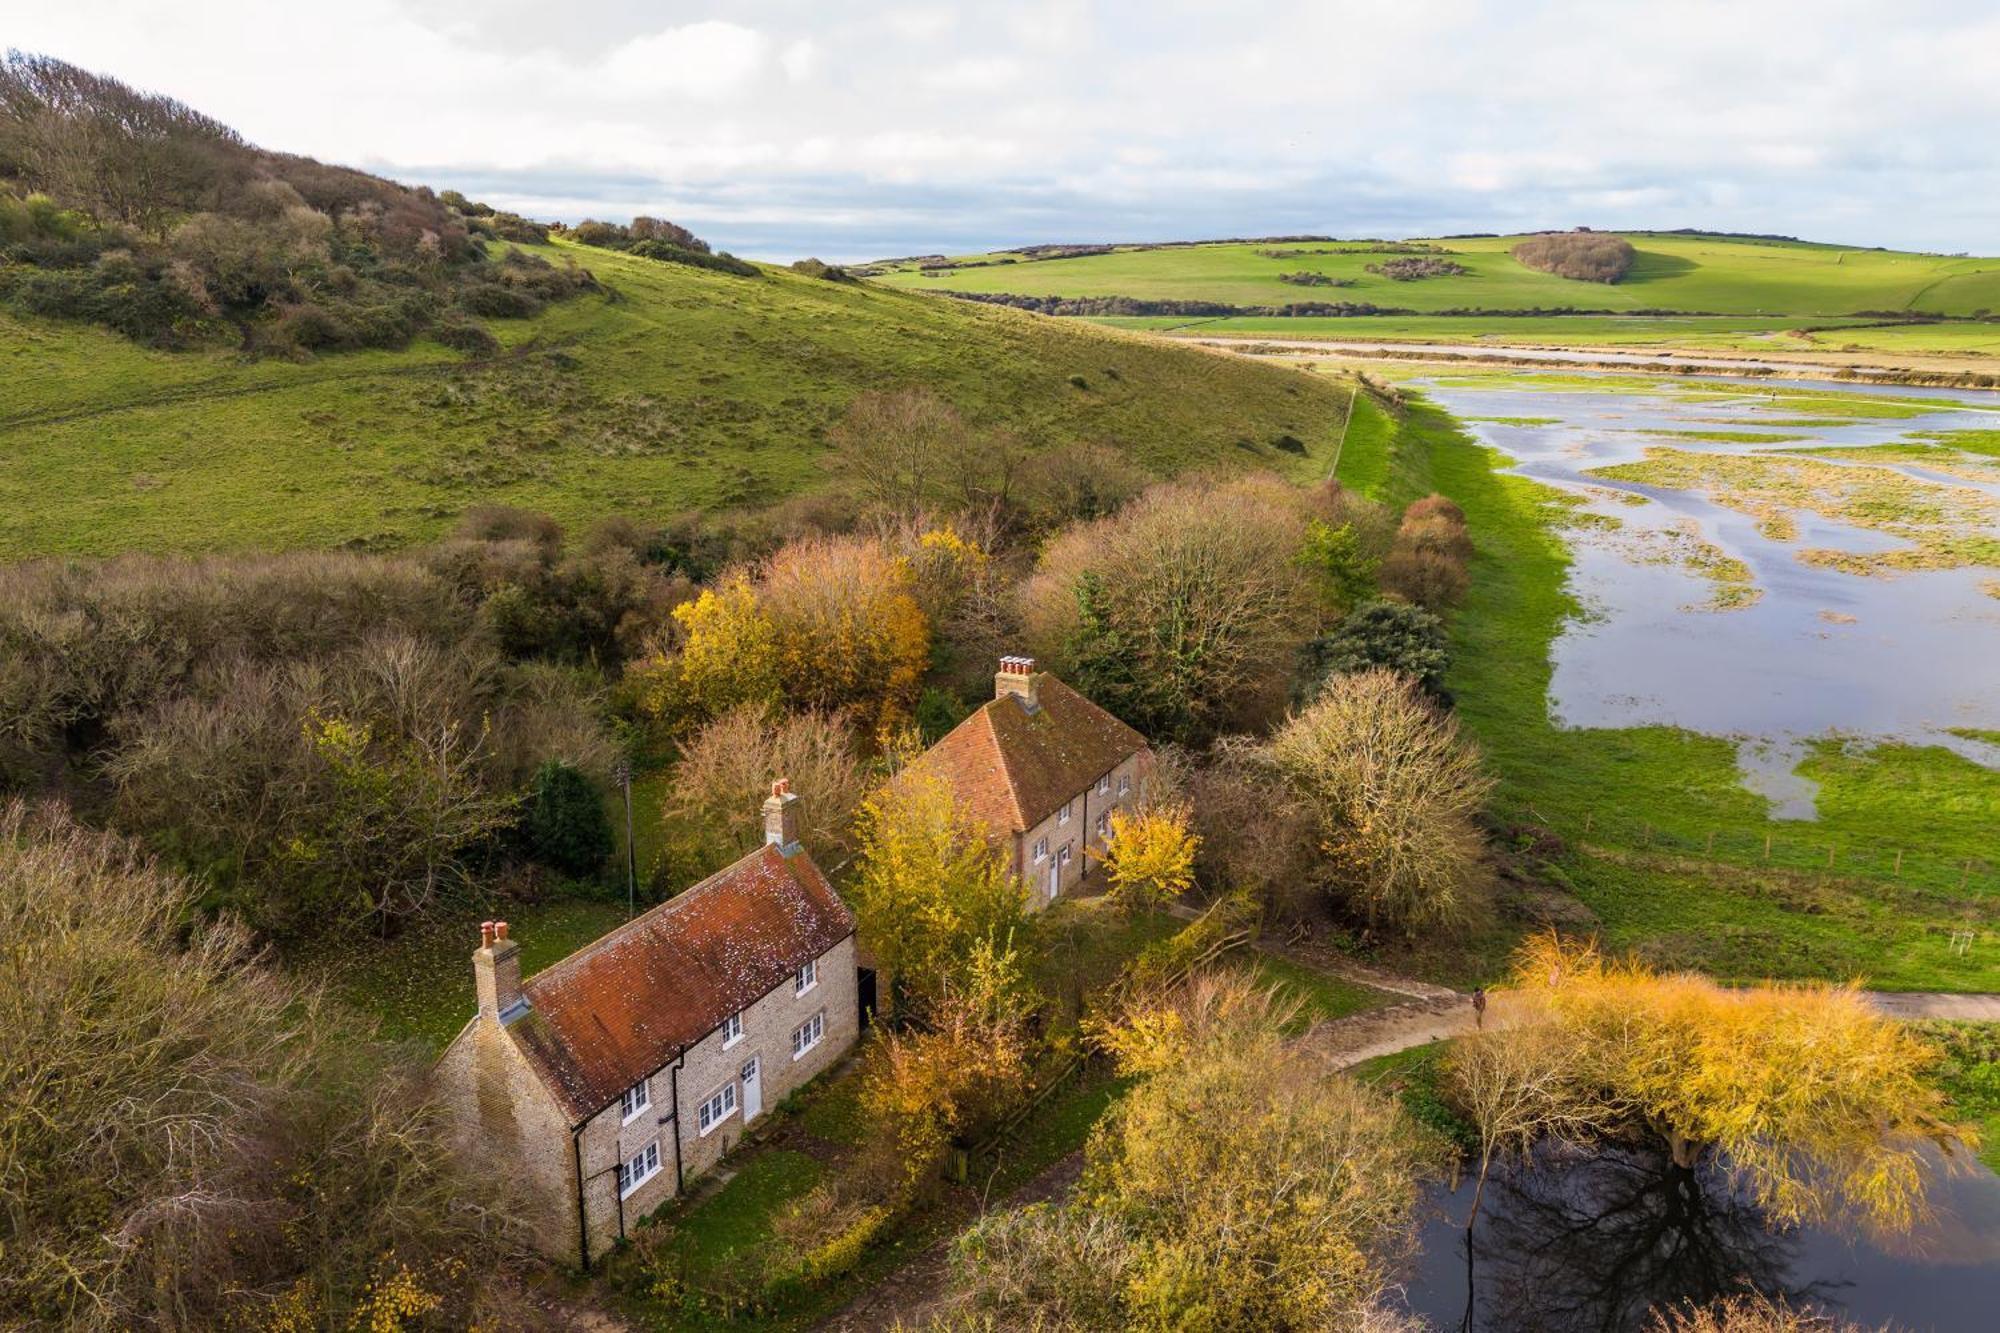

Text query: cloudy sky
(8, 1), (1999, 260)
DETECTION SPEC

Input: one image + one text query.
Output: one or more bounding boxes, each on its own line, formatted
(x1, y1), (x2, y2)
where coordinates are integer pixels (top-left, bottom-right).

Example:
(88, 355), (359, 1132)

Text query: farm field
(869, 232), (2000, 318)
(0, 238), (1347, 558)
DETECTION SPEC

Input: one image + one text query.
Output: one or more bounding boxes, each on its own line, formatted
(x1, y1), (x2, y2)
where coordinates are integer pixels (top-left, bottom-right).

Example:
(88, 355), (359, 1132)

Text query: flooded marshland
(1420, 374), (2000, 817)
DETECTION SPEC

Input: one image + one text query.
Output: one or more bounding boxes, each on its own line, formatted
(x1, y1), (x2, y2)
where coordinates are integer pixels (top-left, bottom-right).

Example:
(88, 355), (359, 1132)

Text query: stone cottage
(432, 782), (859, 1268)
(902, 656), (1152, 909)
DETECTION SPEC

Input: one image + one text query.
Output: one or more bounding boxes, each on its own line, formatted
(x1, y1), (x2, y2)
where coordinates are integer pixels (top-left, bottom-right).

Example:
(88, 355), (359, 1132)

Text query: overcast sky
(8, 1), (1999, 260)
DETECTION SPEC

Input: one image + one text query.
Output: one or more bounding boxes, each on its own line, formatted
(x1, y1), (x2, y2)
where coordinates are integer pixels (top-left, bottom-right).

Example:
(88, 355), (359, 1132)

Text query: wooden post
(1705, 830), (1716, 857)
(1763, 832), (1772, 861)
(1826, 845), (1836, 869)
(1893, 848), (1904, 876)
(1583, 811), (1593, 835)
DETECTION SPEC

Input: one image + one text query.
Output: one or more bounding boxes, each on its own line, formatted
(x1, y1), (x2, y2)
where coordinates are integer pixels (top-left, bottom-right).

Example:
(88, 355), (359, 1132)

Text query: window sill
(722, 1034), (744, 1051)
(619, 1166), (660, 1199)
(792, 1038), (822, 1062)
(794, 981), (818, 999)
(620, 1105), (650, 1126)
(698, 1109), (737, 1138)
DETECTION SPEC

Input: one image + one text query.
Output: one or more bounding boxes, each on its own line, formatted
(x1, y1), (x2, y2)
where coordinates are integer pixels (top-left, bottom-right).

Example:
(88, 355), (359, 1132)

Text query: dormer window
(620, 1078), (650, 1123)
(1118, 774), (1131, 797)
(795, 959), (818, 995)
(1058, 801), (1074, 825)
(1098, 775), (1111, 795)
(721, 1011), (744, 1048)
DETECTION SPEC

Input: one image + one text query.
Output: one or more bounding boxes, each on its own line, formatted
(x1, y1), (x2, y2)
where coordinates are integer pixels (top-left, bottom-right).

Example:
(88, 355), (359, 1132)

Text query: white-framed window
(721, 1011), (744, 1048)
(620, 1078), (650, 1123)
(792, 1011), (825, 1060)
(1095, 810), (1109, 837)
(1098, 775), (1111, 795)
(1032, 836), (1049, 862)
(1058, 800), (1074, 825)
(698, 1082), (738, 1136)
(794, 959), (818, 996)
(617, 1139), (661, 1198)
(1118, 774), (1131, 797)
(1058, 844), (1072, 868)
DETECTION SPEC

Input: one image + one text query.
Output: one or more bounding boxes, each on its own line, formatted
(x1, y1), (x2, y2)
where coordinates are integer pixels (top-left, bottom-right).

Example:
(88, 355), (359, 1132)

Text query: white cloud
(599, 21), (770, 99)
(4, 0), (1997, 259)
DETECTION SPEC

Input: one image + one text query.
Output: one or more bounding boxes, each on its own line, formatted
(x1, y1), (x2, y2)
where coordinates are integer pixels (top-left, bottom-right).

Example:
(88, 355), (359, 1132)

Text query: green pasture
(0, 238), (1349, 558)
(870, 233), (2000, 319)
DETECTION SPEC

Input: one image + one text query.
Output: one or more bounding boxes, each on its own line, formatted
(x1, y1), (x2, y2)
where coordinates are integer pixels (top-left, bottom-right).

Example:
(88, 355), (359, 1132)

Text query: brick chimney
(996, 655), (1039, 711)
(474, 919), (524, 1023)
(763, 778), (802, 854)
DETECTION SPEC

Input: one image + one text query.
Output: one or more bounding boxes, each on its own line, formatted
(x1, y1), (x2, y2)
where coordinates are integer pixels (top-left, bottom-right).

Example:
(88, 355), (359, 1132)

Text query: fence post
(1826, 845), (1836, 869)
(1763, 832), (1772, 861)
(1893, 849), (1904, 876)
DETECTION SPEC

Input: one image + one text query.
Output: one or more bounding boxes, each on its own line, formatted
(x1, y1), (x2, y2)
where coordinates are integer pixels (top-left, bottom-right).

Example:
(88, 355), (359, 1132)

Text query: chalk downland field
(868, 233), (2000, 364)
(0, 238), (1348, 558)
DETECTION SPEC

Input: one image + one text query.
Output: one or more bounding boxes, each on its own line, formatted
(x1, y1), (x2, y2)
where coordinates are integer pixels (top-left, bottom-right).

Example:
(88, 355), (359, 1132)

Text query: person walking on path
(1471, 987), (1487, 1030)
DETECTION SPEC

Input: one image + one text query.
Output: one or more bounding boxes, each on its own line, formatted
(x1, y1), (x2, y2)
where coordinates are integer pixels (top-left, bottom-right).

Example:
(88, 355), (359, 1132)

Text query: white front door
(1047, 859), (1060, 903)
(740, 1056), (762, 1122)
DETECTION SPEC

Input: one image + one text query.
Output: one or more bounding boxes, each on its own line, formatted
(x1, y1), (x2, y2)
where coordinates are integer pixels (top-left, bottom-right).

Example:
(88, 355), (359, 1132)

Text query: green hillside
(870, 232), (2000, 318)
(0, 238), (1348, 557)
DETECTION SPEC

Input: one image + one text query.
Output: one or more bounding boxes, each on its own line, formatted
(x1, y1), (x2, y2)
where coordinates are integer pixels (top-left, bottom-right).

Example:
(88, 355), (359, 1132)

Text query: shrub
(0, 802), (549, 1330)
(524, 758), (613, 875)
(790, 257), (854, 282)
(432, 316), (499, 355)
(1512, 231), (1637, 283)
(1097, 802), (1199, 917)
(1306, 598), (1452, 700)
(1268, 669), (1493, 935)
(758, 534), (930, 729)
(1379, 492), (1473, 611)
(666, 706), (866, 869)
(1020, 474), (1321, 743)
(1365, 257), (1470, 280)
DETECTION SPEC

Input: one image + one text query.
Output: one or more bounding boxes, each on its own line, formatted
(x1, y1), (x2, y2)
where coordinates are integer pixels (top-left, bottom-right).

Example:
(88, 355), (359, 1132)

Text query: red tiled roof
(507, 843), (853, 1123)
(906, 674), (1149, 836)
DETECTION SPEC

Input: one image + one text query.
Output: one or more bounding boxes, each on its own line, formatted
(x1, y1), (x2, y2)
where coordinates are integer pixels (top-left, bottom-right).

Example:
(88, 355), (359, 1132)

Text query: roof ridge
(981, 700), (1029, 830)
(523, 842), (786, 995)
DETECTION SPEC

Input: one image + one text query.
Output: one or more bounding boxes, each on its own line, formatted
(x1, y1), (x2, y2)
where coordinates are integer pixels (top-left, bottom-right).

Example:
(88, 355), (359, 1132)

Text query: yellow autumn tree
(950, 973), (1434, 1330)
(759, 534), (930, 731)
(1096, 802), (1198, 917)
(850, 771), (1026, 1016)
(654, 576), (782, 725)
(1467, 934), (1975, 1234)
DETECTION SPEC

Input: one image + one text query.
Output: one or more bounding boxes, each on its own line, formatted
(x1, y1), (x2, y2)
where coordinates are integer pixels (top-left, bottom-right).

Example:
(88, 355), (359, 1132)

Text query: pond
(1395, 1141), (2000, 1331)
(1417, 373), (2000, 817)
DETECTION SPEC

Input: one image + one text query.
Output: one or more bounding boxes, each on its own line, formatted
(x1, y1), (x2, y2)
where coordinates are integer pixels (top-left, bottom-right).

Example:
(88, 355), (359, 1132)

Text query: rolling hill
(867, 232), (2000, 317)
(0, 239), (1350, 558)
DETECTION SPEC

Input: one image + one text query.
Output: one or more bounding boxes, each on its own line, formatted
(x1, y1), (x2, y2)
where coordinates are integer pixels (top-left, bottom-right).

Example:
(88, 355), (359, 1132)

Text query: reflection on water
(1418, 374), (2000, 818)
(1398, 1141), (2000, 1332)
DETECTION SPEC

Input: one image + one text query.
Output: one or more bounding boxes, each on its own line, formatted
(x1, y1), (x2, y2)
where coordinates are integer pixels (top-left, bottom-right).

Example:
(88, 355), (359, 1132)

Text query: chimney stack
(474, 918), (523, 1022)
(763, 778), (801, 853)
(996, 655), (1039, 711)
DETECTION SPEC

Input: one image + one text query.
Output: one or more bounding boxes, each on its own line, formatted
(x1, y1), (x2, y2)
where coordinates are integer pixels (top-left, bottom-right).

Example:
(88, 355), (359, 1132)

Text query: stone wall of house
(432, 1015), (579, 1263)
(1014, 750), (1149, 910)
(573, 932), (862, 1262)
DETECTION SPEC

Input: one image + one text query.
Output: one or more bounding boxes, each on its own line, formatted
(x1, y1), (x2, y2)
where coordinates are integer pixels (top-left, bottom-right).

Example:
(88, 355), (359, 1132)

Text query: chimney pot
(995, 655), (1039, 710)
(474, 920), (522, 1021)
(763, 776), (802, 851)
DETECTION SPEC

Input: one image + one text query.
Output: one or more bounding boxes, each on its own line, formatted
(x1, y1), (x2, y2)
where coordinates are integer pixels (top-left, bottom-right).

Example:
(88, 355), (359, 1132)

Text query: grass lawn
(315, 896), (630, 1049)
(870, 233), (2000, 319)
(1912, 1022), (2000, 1172)
(1248, 953), (1393, 1025)
(0, 238), (1351, 558)
(1378, 395), (2000, 992)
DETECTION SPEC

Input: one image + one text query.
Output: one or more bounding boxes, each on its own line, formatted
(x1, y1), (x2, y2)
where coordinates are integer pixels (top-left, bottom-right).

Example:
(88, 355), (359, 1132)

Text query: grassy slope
(1387, 396), (2000, 991)
(0, 238), (1351, 558)
(871, 233), (2000, 318)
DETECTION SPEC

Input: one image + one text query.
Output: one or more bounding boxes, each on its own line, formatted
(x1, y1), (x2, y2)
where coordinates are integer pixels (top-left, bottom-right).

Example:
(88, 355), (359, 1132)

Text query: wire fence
(1549, 807), (1996, 946)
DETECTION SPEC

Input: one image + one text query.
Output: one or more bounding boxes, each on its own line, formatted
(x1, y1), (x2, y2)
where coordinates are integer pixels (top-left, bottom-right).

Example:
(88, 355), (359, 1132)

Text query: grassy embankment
(0, 237), (1352, 557)
(1374, 390), (1999, 992)
(869, 233), (2000, 361)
